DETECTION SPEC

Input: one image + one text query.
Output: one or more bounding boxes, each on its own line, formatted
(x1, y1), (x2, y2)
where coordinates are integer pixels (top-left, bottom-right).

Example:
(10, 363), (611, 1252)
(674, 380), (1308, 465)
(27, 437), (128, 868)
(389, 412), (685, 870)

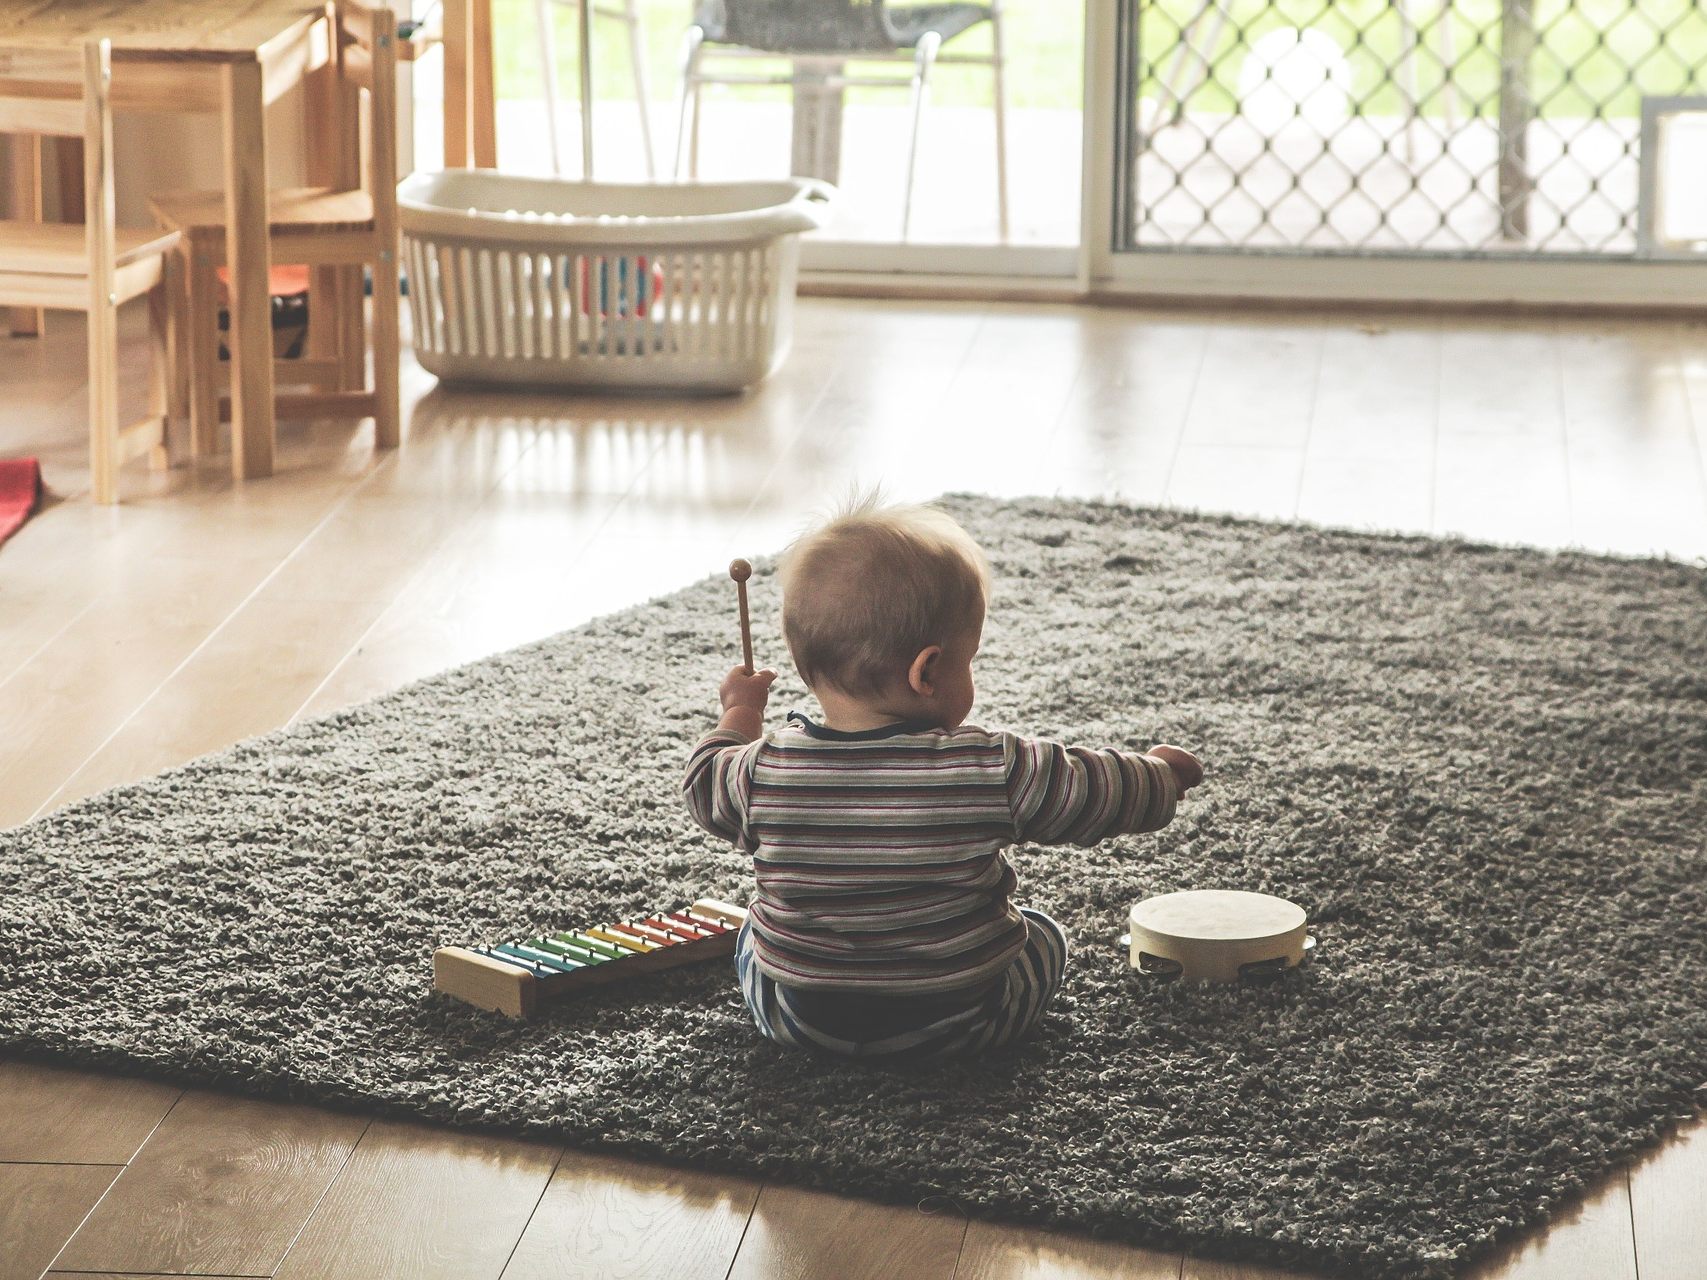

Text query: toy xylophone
(434, 898), (748, 1018)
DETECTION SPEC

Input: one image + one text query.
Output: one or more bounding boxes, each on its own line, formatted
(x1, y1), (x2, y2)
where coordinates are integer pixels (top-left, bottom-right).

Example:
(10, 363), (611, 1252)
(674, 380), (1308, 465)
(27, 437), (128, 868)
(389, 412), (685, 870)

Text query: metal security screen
(1118, 0), (1707, 256)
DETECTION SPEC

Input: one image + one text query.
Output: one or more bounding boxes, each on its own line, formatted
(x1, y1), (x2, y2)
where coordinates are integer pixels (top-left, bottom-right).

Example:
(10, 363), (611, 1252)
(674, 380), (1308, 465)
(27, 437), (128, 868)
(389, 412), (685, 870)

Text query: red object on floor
(214, 263), (312, 303)
(0, 457), (42, 547)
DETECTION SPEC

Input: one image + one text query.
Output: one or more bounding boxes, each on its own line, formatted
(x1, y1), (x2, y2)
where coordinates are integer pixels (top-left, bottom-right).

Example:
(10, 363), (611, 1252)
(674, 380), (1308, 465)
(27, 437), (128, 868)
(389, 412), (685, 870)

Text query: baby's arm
(681, 665), (775, 846)
(1002, 733), (1201, 847)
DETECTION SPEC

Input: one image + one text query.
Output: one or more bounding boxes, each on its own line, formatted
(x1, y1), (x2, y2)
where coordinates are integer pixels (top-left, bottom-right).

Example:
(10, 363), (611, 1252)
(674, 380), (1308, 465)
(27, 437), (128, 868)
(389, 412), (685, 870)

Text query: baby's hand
(720, 665), (777, 713)
(1149, 744), (1203, 794)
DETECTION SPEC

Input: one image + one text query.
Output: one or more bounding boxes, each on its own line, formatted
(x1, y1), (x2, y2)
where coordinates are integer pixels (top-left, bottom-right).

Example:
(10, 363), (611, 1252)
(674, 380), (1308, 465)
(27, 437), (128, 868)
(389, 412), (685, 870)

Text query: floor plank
(1463, 1171), (1636, 1280)
(1437, 322), (1563, 440)
(1431, 432), (1572, 548)
(1558, 322), (1707, 557)
(0, 564), (305, 826)
(1166, 443), (1305, 523)
(41, 592), (428, 815)
(0, 1061), (179, 1164)
(500, 1151), (760, 1280)
(912, 310), (1090, 497)
(1040, 317), (1208, 504)
(1181, 322), (1326, 451)
(291, 496), (641, 723)
(1306, 322), (1441, 464)
(52, 1090), (368, 1276)
(1677, 321), (1707, 487)
(726, 1184), (966, 1280)
(1629, 1116), (1707, 1280)
(272, 1118), (562, 1280)
(954, 1220), (1180, 1279)
(27, 430), (537, 820)
(0, 1164), (120, 1280)
(1296, 453), (1434, 533)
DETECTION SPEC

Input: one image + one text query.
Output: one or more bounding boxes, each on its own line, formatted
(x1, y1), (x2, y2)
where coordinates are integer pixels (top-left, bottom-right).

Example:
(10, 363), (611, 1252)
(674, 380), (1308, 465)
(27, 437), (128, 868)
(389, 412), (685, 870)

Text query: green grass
(495, 0), (1706, 120)
(1143, 0), (1707, 120)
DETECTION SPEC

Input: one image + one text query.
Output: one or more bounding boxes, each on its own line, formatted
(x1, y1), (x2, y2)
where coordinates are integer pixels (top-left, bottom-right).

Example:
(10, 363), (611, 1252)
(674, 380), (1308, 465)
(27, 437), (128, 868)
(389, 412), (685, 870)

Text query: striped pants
(735, 908), (1070, 1064)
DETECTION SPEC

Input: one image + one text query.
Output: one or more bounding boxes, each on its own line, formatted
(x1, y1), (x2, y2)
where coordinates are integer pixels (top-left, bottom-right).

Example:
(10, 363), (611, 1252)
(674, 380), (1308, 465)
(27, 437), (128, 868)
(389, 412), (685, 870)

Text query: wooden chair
(150, 1), (400, 459)
(0, 41), (178, 504)
(532, 0), (655, 177)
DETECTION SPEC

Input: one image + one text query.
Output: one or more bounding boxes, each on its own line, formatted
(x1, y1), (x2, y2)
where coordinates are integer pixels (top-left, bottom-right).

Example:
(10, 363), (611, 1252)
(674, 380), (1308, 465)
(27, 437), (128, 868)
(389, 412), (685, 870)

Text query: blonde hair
(779, 494), (991, 698)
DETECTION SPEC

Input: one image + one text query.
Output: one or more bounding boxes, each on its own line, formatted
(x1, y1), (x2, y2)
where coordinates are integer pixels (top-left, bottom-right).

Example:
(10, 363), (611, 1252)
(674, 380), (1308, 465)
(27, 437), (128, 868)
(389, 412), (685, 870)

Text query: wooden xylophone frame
(434, 898), (748, 1018)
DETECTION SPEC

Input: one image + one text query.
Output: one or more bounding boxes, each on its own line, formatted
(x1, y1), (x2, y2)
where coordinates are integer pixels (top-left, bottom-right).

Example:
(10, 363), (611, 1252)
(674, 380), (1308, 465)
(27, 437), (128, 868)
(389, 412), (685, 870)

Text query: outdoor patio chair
(533, 0), (656, 176)
(675, 0), (1010, 241)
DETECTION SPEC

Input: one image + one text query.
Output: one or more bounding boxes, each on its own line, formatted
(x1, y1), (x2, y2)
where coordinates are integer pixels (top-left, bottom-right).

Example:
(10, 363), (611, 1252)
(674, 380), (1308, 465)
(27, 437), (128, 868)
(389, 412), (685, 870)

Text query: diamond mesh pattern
(1125, 0), (1707, 254)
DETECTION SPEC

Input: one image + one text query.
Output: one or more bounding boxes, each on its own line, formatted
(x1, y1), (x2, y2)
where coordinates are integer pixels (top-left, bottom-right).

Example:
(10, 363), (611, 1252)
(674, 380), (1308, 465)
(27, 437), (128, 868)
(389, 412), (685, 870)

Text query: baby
(684, 496), (1202, 1063)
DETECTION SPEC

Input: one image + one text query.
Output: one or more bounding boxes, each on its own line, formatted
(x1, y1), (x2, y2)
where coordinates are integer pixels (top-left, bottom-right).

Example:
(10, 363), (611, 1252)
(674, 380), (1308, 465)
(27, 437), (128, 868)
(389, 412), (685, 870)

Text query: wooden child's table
(0, 0), (335, 482)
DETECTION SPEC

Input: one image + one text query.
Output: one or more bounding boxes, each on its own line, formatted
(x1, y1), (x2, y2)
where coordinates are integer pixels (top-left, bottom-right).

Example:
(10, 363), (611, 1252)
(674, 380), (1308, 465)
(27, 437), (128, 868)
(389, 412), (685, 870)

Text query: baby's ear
(908, 645), (942, 696)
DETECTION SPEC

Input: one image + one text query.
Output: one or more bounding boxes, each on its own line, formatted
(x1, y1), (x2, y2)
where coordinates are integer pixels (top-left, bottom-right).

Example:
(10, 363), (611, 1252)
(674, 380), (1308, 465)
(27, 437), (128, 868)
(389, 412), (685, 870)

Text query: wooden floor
(2, 298), (1705, 1280)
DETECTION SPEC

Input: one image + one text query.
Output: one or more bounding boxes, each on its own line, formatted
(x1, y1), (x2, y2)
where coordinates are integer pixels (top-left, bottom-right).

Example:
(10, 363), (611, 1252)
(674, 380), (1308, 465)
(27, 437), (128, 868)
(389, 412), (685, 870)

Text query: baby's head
(779, 495), (990, 729)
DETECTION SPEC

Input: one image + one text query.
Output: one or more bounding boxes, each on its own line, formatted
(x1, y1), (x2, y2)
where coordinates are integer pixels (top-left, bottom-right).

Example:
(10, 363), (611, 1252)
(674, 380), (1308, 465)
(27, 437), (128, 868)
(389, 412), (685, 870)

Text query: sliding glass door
(404, 0), (1706, 300)
(1090, 0), (1707, 301)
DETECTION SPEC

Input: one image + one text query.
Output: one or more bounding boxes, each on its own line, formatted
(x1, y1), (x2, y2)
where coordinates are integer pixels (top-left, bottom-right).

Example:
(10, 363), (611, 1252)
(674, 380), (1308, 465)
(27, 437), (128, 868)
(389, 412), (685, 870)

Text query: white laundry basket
(397, 171), (833, 393)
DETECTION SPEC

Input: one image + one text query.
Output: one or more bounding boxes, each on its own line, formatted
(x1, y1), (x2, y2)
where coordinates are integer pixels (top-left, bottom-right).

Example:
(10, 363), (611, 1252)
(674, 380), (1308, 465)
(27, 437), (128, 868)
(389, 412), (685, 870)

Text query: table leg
(222, 60), (276, 481)
(303, 57), (338, 385)
(335, 55), (367, 390)
(304, 52), (363, 392)
(790, 59), (843, 185)
(473, 0), (497, 168)
(186, 240), (220, 455)
(444, 0), (470, 167)
(8, 134), (43, 336)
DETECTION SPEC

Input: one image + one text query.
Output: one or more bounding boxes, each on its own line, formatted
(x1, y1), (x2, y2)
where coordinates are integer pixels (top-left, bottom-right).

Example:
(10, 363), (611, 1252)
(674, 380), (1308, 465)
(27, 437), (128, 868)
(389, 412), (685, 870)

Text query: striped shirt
(684, 712), (1180, 995)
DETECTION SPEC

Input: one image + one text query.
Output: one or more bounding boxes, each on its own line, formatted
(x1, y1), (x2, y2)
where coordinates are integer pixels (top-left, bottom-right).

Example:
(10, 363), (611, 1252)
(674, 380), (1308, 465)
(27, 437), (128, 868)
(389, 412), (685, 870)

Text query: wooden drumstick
(729, 559), (755, 675)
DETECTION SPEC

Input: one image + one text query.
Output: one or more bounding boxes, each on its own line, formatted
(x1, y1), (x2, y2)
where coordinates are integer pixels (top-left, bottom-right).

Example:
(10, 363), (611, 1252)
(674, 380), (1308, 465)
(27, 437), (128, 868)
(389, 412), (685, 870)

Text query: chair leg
(163, 249), (190, 444)
(305, 265), (341, 388)
(145, 279), (171, 471)
(187, 248), (221, 457)
(902, 32), (941, 243)
(372, 251), (402, 449)
(626, 0), (656, 179)
(990, 7), (1010, 243)
(86, 296), (121, 507)
(8, 133), (44, 338)
(534, 0), (564, 175)
(690, 78), (705, 178)
(674, 26), (704, 179)
(337, 265), (365, 391)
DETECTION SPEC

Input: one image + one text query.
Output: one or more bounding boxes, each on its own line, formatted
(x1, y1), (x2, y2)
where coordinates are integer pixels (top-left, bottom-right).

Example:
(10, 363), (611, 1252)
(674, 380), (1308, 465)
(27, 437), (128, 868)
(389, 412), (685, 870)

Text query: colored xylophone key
(433, 898), (748, 1017)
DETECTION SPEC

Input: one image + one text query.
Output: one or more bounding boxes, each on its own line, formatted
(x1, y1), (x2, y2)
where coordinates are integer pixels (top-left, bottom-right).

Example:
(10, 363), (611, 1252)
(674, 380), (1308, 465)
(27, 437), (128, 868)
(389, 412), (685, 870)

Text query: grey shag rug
(3, 496), (1705, 1278)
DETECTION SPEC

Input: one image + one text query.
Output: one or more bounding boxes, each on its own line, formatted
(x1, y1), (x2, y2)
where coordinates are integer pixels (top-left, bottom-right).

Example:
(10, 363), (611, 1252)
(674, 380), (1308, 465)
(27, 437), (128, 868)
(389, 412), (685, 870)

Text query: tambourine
(1120, 889), (1316, 984)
